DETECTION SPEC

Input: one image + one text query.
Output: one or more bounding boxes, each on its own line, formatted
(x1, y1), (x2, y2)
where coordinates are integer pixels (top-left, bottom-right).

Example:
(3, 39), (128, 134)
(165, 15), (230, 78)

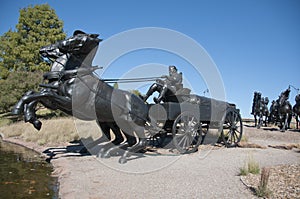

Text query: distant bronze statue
(142, 65), (188, 103)
(268, 87), (292, 132)
(293, 94), (300, 129)
(251, 92), (269, 128)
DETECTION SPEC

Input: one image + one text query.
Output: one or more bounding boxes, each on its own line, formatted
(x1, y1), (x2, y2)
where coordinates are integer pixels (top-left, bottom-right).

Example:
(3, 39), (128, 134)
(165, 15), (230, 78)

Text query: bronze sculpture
(251, 92), (269, 128)
(268, 87), (292, 132)
(12, 30), (243, 163)
(293, 94), (300, 129)
(12, 30), (145, 163)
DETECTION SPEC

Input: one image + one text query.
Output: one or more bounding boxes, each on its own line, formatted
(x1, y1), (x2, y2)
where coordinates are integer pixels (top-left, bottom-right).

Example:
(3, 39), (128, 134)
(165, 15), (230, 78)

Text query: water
(0, 141), (58, 199)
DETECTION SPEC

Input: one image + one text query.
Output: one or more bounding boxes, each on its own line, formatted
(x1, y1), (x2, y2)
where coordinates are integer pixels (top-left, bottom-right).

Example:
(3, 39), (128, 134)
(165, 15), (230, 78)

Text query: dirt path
(2, 124), (300, 199)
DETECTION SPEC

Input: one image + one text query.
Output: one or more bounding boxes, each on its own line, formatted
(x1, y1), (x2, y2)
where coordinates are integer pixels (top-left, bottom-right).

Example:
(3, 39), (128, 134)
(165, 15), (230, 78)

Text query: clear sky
(1, 0), (300, 118)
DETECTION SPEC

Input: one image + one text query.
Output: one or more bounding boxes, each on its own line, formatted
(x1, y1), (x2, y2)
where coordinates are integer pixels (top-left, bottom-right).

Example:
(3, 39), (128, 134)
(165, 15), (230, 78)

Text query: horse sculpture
(251, 92), (269, 128)
(12, 30), (151, 163)
(268, 88), (292, 132)
(293, 94), (300, 129)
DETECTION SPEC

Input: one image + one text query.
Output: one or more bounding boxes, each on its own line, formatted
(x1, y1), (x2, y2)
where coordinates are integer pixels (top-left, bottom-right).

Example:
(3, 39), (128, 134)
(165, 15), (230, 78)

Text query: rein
(102, 76), (161, 83)
(75, 69), (161, 94)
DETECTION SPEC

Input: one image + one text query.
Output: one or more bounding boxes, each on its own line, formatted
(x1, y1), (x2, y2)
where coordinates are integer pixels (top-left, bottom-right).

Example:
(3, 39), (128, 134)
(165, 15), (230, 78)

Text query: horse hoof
(102, 152), (111, 158)
(99, 148), (105, 154)
(119, 157), (127, 164)
(96, 152), (101, 158)
(33, 120), (42, 131)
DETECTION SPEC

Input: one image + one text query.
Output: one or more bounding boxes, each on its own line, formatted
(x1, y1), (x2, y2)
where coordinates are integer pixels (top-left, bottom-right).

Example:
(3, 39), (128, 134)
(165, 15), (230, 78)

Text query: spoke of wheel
(233, 131), (239, 141)
(183, 116), (189, 127)
(231, 131), (237, 143)
(178, 126), (185, 134)
(233, 115), (239, 127)
(183, 135), (190, 149)
(190, 116), (196, 126)
(224, 122), (231, 129)
(176, 134), (186, 146)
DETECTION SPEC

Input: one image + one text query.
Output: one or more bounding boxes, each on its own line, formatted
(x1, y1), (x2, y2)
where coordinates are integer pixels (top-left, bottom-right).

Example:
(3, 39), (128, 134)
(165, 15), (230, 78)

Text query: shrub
(239, 155), (260, 175)
(255, 167), (271, 197)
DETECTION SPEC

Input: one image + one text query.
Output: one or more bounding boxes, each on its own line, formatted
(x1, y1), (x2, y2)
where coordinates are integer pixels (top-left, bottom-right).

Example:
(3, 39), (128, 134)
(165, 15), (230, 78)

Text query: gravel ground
(49, 124), (300, 199)
(2, 123), (300, 199)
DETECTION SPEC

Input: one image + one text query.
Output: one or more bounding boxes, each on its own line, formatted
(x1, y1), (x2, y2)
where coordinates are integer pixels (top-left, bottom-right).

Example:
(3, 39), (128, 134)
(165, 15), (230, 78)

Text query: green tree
(0, 4), (66, 113)
(113, 83), (119, 89)
(131, 89), (141, 96)
(0, 30), (18, 79)
(0, 4), (66, 78)
(0, 71), (43, 113)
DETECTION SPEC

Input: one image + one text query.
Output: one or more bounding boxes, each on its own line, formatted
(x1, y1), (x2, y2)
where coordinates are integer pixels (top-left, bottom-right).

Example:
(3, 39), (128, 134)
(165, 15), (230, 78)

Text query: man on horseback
(12, 30), (102, 129)
(142, 65), (183, 103)
(40, 30), (101, 83)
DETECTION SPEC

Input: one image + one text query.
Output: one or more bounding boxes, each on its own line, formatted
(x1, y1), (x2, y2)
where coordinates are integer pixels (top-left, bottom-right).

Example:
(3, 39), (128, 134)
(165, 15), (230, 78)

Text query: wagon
(146, 94), (243, 153)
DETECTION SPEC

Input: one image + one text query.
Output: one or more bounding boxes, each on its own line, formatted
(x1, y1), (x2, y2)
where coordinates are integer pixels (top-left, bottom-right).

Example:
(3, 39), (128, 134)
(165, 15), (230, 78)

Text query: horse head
(279, 88), (290, 106)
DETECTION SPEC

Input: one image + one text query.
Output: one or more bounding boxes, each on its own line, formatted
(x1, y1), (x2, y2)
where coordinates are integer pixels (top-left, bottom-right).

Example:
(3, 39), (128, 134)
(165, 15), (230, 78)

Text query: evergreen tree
(0, 4), (66, 112)
(0, 4), (66, 78)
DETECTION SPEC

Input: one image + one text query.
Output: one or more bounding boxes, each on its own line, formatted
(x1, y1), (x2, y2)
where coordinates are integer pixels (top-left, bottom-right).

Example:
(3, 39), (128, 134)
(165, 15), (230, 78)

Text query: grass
(240, 134), (248, 142)
(255, 167), (272, 198)
(0, 117), (80, 146)
(0, 114), (104, 146)
(240, 155), (271, 198)
(240, 155), (260, 176)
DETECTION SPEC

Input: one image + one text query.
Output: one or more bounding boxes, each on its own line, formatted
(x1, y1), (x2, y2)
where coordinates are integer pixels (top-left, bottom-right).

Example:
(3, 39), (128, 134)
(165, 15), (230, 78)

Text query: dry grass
(241, 164), (300, 199)
(0, 117), (80, 145)
(255, 167), (271, 198)
(240, 154), (260, 176)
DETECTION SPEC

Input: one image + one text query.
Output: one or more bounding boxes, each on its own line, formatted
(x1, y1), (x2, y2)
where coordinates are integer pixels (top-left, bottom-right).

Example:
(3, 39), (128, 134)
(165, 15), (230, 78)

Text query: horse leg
(24, 101), (42, 130)
(12, 91), (35, 115)
(119, 126), (148, 164)
(98, 122), (127, 158)
(96, 122), (115, 157)
(12, 90), (72, 130)
(100, 133), (135, 158)
(280, 114), (288, 132)
(287, 113), (292, 129)
(257, 114), (262, 129)
(264, 114), (268, 127)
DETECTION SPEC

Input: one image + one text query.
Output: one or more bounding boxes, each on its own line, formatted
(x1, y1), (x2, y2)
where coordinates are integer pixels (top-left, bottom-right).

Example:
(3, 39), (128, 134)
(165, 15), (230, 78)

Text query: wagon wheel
(221, 107), (243, 147)
(172, 112), (202, 153)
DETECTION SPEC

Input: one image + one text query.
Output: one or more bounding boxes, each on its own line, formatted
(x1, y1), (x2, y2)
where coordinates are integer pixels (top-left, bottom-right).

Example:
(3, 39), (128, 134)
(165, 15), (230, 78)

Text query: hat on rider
(169, 65), (177, 71)
(73, 30), (86, 36)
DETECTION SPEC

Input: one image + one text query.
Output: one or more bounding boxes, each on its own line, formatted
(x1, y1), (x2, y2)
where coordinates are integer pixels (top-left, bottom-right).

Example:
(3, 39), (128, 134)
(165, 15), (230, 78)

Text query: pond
(0, 141), (58, 199)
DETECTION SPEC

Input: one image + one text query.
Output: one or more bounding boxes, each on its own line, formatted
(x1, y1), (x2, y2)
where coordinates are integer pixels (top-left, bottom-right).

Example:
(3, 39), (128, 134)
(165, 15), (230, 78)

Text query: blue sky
(1, 0), (300, 118)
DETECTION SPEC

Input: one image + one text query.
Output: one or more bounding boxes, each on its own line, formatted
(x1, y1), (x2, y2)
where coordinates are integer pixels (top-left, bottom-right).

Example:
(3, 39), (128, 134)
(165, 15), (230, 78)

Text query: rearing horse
(12, 31), (149, 163)
(269, 88), (292, 132)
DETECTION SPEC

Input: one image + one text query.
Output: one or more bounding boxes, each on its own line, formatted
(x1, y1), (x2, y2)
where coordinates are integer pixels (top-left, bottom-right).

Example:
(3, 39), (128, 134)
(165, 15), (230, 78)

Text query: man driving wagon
(142, 65), (184, 103)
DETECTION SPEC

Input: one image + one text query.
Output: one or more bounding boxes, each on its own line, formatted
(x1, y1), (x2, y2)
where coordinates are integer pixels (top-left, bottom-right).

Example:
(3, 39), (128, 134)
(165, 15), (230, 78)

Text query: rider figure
(142, 65), (183, 103)
(12, 30), (101, 128)
(40, 30), (101, 81)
